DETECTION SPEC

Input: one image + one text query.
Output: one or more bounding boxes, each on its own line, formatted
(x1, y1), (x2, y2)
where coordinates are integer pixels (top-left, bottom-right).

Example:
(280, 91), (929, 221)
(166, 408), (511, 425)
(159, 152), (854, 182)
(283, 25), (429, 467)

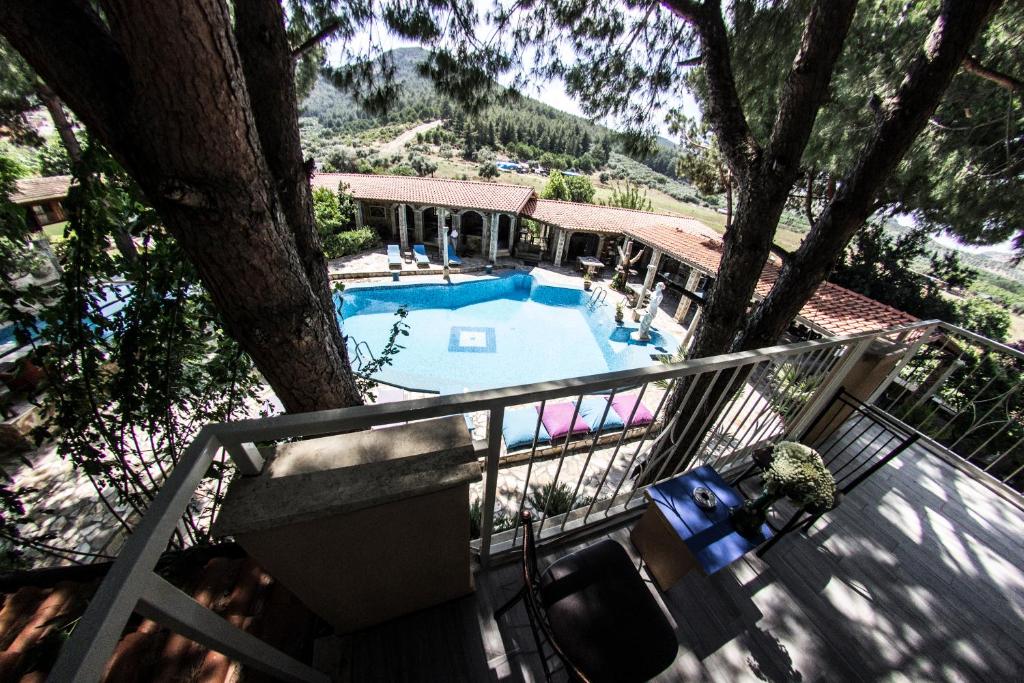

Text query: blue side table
(630, 465), (772, 590)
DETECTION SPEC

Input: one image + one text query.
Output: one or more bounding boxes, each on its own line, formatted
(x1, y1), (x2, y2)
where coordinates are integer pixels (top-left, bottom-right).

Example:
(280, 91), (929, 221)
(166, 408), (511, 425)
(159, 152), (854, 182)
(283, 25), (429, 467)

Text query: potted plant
(582, 271), (592, 291)
(614, 301), (624, 325)
(730, 441), (837, 537)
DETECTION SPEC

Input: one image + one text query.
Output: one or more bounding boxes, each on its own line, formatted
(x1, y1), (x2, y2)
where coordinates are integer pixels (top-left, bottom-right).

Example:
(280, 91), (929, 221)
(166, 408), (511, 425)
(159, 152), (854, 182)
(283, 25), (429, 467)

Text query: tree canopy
(724, 0), (1023, 249)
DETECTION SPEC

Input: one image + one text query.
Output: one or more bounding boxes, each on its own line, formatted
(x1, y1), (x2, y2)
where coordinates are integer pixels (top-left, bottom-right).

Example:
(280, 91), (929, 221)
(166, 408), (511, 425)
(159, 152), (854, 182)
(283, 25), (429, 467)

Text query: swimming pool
(338, 273), (676, 394)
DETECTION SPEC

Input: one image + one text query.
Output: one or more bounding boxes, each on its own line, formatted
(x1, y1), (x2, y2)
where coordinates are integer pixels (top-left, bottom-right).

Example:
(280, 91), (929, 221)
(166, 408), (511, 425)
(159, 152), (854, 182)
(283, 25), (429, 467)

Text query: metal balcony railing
(48, 318), (1024, 682)
(870, 322), (1024, 494)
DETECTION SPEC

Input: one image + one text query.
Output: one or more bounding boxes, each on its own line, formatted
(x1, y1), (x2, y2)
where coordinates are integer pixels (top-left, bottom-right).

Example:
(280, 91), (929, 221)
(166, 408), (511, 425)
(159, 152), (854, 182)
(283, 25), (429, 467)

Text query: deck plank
(315, 443), (1024, 681)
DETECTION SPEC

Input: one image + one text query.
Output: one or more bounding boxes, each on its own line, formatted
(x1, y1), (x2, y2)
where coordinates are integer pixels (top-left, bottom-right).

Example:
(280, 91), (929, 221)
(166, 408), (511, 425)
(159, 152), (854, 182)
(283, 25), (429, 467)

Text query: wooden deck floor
(315, 444), (1024, 682)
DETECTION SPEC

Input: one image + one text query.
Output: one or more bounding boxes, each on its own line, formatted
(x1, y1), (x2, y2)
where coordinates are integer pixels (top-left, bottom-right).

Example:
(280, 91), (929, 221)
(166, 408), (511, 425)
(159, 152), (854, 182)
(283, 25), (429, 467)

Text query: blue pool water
(338, 273), (676, 394)
(0, 284), (131, 359)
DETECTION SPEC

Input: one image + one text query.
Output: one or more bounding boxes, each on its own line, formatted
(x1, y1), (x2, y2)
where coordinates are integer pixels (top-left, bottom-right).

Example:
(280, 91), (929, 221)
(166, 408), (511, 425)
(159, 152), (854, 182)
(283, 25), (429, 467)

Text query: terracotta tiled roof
(628, 226), (918, 335)
(623, 223), (725, 273)
(755, 263), (918, 335)
(10, 176), (72, 205)
(524, 198), (720, 240)
(0, 546), (317, 681)
(313, 173), (536, 214)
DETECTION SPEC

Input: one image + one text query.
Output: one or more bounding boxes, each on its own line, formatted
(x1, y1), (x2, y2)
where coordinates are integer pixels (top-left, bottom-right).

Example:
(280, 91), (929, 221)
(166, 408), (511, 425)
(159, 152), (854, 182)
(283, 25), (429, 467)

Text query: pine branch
(661, 0), (758, 180)
(766, 0), (858, 176)
(963, 55), (1022, 93)
(290, 20), (342, 59)
(740, 0), (1002, 351)
(0, 0), (130, 156)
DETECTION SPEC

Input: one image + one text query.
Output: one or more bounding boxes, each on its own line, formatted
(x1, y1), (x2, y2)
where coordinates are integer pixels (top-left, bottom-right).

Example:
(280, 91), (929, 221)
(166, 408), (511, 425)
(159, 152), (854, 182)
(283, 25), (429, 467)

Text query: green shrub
(528, 482), (592, 518)
(469, 498), (516, 540)
(322, 227), (379, 259)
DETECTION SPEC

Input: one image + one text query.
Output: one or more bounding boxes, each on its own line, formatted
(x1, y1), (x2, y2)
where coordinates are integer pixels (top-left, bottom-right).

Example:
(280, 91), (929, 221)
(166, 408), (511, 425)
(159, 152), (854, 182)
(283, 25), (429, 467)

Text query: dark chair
(730, 389), (920, 557)
(495, 511), (678, 682)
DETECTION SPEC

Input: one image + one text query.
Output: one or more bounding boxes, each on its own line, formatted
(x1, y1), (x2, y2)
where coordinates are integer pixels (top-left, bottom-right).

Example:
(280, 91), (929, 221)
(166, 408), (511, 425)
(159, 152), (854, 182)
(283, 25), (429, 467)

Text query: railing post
(222, 440), (265, 476)
(136, 574), (329, 683)
(866, 322), (939, 405)
(47, 432), (223, 682)
(478, 407), (505, 567)
(786, 337), (875, 439)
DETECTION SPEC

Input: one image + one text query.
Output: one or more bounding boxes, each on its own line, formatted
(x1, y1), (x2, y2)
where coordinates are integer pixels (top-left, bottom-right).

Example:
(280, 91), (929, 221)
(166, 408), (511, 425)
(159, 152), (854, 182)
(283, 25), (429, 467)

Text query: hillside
(300, 47), (673, 177)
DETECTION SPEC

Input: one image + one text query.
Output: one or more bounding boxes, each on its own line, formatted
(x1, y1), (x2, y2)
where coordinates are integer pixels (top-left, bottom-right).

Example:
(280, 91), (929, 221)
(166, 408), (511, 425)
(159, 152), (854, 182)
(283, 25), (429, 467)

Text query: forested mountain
(299, 47), (674, 176)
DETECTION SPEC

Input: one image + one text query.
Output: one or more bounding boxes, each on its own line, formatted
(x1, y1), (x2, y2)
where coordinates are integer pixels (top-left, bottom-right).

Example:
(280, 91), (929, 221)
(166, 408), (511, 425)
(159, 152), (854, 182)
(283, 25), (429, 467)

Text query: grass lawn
(42, 221), (69, 242)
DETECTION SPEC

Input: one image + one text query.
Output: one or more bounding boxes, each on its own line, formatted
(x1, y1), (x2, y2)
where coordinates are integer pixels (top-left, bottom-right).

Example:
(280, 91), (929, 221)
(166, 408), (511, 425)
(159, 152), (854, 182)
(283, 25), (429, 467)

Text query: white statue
(633, 282), (665, 342)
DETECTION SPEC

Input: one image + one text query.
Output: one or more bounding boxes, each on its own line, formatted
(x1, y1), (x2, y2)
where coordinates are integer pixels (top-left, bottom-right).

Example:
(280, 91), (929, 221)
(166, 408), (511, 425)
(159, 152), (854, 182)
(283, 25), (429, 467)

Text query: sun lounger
(447, 243), (463, 266)
(538, 401), (591, 441)
(578, 397), (625, 432)
(503, 407), (552, 450)
(609, 393), (655, 427)
(387, 244), (402, 270)
(412, 244), (430, 267)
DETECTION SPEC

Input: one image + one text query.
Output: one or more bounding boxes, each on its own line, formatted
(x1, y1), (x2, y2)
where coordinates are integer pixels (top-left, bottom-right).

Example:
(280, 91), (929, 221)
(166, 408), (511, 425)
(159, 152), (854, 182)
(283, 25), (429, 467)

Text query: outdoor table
(630, 464), (772, 590)
(577, 256), (605, 275)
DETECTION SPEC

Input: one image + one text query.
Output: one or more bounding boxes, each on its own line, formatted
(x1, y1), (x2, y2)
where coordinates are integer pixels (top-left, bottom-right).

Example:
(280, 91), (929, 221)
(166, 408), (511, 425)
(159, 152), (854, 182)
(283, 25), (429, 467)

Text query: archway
(459, 210), (485, 256)
(566, 232), (599, 263)
(422, 208), (439, 246)
(497, 214), (513, 251)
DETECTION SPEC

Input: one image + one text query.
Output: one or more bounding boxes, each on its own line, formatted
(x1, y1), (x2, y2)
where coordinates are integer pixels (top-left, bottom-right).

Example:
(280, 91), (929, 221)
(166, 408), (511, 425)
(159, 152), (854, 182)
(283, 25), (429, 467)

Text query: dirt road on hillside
(379, 120), (444, 157)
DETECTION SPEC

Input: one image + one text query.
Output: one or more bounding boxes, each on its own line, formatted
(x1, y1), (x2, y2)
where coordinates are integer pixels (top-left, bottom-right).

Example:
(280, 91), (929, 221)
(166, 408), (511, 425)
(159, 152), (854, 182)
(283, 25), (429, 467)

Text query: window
(368, 206), (385, 219)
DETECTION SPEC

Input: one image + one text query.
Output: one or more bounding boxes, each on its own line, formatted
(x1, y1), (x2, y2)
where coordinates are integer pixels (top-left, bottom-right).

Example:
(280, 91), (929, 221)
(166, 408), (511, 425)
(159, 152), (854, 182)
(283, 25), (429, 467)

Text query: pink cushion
(610, 394), (654, 427)
(537, 402), (591, 440)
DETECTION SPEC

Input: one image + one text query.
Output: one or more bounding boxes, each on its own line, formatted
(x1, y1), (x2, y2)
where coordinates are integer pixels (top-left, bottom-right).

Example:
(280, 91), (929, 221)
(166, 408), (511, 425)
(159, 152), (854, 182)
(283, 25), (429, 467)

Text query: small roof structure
(314, 173), (535, 214)
(11, 175), (72, 205)
(626, 223), (918, 335)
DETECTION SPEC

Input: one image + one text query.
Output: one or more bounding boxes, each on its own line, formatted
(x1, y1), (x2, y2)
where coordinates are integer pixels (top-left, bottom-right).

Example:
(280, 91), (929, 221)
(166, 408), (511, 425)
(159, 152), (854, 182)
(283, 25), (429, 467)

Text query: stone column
(509, 215), (518, 252)
(673, 268), (704, 322)
(398, 203), (409, 252)
(437, 208), (447, 251)
(637, 248), (663, 307)
(355, 201), (365, 229)
(481, 213), (491, 258)
(414, 208), (424, 244)
(489, 213), (500, 263)
(553, 228), (567, 266)
(596, 235), (606, 261)
(678, 305), (703, 354)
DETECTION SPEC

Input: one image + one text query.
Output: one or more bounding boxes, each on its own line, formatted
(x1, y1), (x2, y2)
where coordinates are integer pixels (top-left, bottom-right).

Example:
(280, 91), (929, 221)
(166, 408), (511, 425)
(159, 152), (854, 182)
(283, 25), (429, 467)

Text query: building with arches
(312, 173), (916, 337)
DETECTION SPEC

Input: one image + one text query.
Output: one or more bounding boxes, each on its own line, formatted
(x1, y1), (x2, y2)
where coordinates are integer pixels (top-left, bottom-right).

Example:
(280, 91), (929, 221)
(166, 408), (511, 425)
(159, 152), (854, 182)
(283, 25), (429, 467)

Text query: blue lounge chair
(447, 243), (463, 266)
(387, 244), (402, 270)
(412, 244), (430, 267)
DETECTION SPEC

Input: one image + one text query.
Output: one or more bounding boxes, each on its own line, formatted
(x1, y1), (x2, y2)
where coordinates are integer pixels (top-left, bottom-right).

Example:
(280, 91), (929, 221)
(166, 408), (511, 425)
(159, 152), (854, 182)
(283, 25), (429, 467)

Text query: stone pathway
(6, 442), (132, 566)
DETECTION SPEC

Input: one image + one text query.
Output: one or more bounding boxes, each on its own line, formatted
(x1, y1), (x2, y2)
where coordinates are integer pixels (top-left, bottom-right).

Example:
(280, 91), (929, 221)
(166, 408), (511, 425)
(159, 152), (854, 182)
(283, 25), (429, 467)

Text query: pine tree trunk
(648, 0), (998, 482)
(2, 0), (363, 413)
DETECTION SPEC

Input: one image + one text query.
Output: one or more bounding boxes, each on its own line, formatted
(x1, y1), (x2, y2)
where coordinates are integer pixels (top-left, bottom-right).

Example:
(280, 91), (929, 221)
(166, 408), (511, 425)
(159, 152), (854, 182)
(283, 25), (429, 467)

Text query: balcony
(29, 321), (1024, 681)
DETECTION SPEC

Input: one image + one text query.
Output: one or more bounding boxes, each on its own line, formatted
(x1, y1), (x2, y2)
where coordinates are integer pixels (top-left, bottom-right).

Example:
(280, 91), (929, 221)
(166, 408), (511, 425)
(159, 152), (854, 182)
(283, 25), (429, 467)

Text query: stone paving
(7, 442), (132, 565)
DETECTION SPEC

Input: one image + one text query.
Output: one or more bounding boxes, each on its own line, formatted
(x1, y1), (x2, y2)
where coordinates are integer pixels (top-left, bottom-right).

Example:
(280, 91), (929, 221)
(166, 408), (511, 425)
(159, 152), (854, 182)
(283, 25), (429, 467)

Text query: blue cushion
(578, 397), (625, 432)
(503, 407), (550, 450)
